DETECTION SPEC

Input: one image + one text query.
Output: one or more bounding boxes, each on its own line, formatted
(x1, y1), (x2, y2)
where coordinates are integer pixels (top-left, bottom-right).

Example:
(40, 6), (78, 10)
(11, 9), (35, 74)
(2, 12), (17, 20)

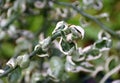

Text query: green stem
(0, 27), (70, 78)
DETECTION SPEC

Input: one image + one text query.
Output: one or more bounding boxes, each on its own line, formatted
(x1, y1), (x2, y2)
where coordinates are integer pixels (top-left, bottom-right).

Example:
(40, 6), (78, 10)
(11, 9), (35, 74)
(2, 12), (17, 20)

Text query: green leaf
(49, 56), (64, 79)
(87, 48), (100, 56)
(95, 38), (112, 49)
(8, 67), (21, 83)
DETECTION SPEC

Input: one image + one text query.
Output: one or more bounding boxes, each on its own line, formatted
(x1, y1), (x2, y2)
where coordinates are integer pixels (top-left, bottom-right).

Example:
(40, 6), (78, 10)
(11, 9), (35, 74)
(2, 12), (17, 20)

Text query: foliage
(0, 0), (120, 83)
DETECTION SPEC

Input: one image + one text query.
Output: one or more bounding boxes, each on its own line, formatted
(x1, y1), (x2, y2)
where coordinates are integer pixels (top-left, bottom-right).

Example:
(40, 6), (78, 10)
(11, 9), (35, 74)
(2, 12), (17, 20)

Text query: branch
(0, 28), (66, 78)
(53, 1), (120, 40)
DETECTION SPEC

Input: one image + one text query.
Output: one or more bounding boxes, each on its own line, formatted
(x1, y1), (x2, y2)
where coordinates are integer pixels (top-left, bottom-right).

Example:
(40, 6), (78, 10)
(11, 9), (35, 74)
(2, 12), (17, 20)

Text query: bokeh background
(0, 0), (120, 83)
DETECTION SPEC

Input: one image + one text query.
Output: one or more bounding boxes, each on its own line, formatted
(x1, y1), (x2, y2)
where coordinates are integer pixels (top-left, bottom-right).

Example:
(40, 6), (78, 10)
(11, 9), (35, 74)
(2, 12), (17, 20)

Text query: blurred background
(0, 0), (120, 83)
(0, 0), (120, 59)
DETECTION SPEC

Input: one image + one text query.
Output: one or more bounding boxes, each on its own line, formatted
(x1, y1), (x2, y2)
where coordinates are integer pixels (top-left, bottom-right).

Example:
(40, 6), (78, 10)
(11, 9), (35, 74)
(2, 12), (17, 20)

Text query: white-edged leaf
(69, 25), (84, 39)
(52, 21), (68, 34)
(6, 58), (17, 68)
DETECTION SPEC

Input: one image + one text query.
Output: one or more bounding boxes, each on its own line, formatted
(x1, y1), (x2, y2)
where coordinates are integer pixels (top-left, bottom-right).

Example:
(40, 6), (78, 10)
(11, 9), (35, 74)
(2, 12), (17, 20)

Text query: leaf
(52, 21), (68, 34)
(49, 56), (64, 79)
(8, 67), (21, 83)
(65, 60), (76, 72)
(86, 48), (100, 56)
(94, 38), (112, 49)
(69, 25), (85, 39)
(61, 39), (71, 52)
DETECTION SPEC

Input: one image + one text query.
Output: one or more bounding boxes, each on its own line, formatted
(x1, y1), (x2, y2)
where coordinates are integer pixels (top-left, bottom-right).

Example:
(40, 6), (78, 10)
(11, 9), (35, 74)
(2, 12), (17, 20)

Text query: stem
(0, 66), (14, 77)
(54, 1), (120, 39)
(0, 47), (44, 78)
(0, 28), (69, 78)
